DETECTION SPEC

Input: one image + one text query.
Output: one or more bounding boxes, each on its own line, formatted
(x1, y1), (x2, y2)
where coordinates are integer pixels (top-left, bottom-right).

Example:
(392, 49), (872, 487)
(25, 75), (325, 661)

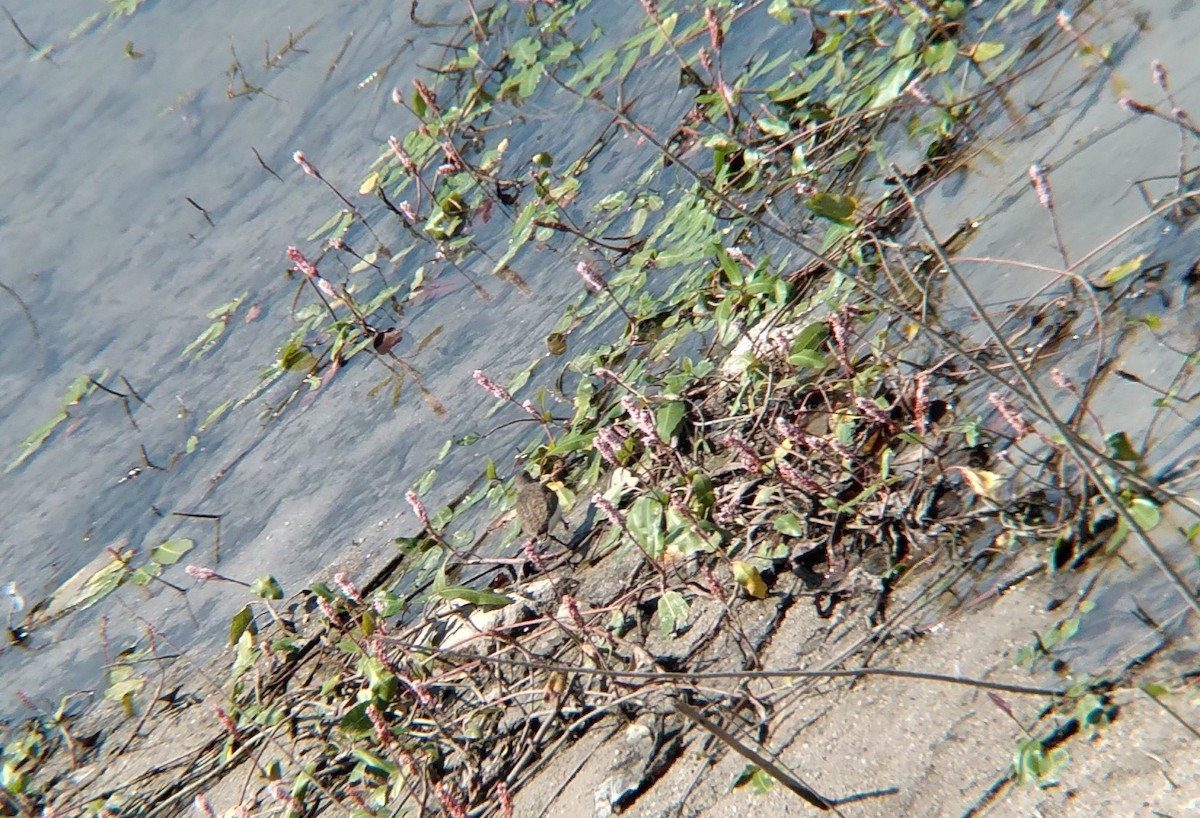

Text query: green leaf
(104, 665), (145, 704)
(307, 210), (353, 242)
(416, 467), (438, 495)
(69, 552), (131, 612)
(773, 513), (805, 537)
(152, 538), (194, 565)
(806, 192), (858, 224)
(129, 562), (161, 586)
(657, 590), (690, 636)
(871, 55), (917, 107)
(714, 245), (744, 286)
(691, 473), (716, 514)
(1104, 431), (1140, 461)
(229, 605), (255, 645)
(1127, 496), (1161, 531)
(972, 41), (1005, 63)
(656, 401), (686, 440)
(6, 410), (68, 473)
(1099, 253), (1147, 286)
(339, 701), (374, 736)
(1, 761), (27, 795)
(628, 494), (666, 558)
(252, 575), (284, 600)
(767, 0), (793, 22)
(351, 747), (399, 777)
(279, 339), (316, 372)
(788, 349), (827, 369)
(757, 115), (791, 137)
(732, 561), (768, 599)
(433, 586), (512, 608)
(181, 321), (228, 361)
(198, 399), (233, 433)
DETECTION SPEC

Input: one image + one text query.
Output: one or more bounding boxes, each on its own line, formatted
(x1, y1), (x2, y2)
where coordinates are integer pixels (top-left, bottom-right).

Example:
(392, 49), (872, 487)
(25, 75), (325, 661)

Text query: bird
(513, 471), (565, 543)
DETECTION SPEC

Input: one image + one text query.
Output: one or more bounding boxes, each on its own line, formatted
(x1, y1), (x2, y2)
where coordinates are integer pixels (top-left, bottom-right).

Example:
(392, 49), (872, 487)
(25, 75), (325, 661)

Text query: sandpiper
(513, 471), (565, 542)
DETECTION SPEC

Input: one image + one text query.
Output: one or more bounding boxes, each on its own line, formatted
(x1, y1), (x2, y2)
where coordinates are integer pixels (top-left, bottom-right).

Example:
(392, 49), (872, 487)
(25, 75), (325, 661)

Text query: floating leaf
(806, 192), (858, 224)
(199, 399), (233, 433)
(152, 538), (194, 565)
(46, 548), (133, 619)
(307, 210), (353, 242)
(1098, 253), (1146, 286)
(6, 410), (68, 474)
(971, 41), (1005, 63)
(129, 562), (161, 586)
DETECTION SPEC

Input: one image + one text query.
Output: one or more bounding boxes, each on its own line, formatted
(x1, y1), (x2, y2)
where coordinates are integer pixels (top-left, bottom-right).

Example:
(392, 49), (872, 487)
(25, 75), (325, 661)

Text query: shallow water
(914, 0), (1200, 671)
(0, 0), (1196, 723)
(0, 0), (787, 719)
(0, 0), (595, 715)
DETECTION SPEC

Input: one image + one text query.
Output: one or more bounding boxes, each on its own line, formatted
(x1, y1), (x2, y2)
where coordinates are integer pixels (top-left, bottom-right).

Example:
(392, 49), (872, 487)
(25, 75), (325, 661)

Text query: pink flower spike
(332, 572), (362, 603)
(592, 493), (626, 528)
(193, 795), (218, 818)
(1027, 164), (1053, 210)
(186, 565), (218, 582)
(1151, 60), (1168, 89)
(286, 246), (319, 278)
(1119, 97), (1155, 116)
(406, 489), (432, 528)
(620, 397), (658, 439)
(987, 392), (1032, 439)
(473, 370), (512, 402)
(576, 260), (607, 292)
(293, 150), (318, 177)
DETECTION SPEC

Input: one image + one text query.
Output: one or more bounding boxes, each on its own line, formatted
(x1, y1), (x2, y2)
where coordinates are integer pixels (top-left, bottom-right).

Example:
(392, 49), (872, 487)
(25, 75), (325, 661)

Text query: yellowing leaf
(972, 41), (1005, 62)
(732, 561), (768, 599)
(807, 192), (858, 223)
(954, 466), (1002, 501)
(359, 171), (380, 195)
(1099, 253), (1147, 286)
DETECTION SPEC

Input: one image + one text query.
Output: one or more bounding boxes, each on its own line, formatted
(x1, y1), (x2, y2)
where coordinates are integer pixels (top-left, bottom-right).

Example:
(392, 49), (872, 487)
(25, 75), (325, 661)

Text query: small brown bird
(513, 471), (564, 542)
